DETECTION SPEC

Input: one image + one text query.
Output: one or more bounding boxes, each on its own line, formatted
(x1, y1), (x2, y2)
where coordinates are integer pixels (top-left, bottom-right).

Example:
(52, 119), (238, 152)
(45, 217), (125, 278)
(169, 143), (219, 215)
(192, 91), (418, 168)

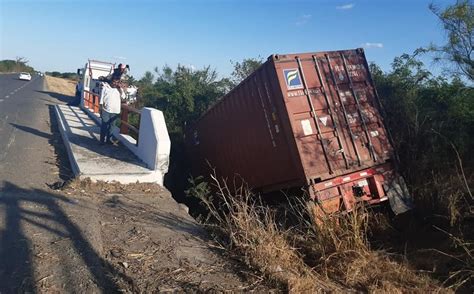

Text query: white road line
(5, 95), (9, 98)
(10, 92), (14, 95)
(0, 99), (4, 102)
(0, 129), (16, 161)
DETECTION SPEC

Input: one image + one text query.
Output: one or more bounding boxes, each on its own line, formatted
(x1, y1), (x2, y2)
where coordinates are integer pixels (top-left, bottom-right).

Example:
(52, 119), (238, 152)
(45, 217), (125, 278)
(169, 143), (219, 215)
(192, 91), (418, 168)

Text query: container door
(276, 50), (393, 183)
(319, 51), (392, 168)
(278, 58), (348, 181)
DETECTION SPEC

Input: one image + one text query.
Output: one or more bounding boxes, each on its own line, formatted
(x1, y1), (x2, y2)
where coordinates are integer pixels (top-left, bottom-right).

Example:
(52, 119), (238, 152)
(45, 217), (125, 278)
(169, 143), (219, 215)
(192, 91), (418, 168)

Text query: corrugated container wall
(186, 49), (412, 214)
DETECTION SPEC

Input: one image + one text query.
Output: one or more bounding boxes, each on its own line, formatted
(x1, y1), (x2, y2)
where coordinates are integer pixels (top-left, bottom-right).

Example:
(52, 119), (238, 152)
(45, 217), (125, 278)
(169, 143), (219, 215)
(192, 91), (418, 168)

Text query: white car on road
(19, 72), (32, 81)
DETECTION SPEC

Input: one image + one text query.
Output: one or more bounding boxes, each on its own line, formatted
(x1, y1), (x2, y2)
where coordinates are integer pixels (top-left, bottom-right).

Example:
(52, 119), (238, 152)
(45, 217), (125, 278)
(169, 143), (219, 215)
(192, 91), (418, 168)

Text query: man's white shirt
(99, 83), (121, 114)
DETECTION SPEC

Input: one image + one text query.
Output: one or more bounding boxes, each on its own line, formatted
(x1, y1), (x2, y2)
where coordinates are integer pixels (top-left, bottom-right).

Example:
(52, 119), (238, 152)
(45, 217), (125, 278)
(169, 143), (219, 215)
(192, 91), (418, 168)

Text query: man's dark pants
(100, 110), (119, 143)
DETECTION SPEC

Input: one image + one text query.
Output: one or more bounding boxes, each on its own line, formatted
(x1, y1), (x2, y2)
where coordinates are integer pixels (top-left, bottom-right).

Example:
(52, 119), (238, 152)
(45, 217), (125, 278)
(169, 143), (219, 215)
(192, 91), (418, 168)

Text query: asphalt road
(0, 74), (107, 292)
(0, 74), (47, 180)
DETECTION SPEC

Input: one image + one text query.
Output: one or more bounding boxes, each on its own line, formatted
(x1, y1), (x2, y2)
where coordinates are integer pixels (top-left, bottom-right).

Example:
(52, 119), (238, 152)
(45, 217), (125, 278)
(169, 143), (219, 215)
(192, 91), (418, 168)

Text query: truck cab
(77, 60), (115, 105)
(77, 59), (137, 105)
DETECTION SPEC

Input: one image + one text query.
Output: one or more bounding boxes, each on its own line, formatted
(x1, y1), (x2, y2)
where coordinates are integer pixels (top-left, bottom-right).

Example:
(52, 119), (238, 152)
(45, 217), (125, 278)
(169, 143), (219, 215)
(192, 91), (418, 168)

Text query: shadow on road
(10, 123), (51, 140)
(9, 105), (75, 182)
(36, 90), (79, 105)
(0, 181), (132, 292)
(0, 91), (133, 291)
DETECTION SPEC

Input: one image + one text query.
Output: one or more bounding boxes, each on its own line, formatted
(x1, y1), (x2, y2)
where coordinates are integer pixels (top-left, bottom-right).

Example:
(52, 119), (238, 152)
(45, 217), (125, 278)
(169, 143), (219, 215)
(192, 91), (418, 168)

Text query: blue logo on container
(284, 69), (303, 89)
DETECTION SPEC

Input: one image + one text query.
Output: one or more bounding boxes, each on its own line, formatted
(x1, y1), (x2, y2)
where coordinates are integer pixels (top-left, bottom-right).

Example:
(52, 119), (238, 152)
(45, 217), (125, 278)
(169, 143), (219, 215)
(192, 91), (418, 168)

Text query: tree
(230, 57), (264, 86)
(138, 65), (230, 135)
(0, 58), (34, 73)
(429, 0), (474, 82)
(15, 57), (30, 72)
(372, 53), (473, 230)
(140, 71), (155, 87)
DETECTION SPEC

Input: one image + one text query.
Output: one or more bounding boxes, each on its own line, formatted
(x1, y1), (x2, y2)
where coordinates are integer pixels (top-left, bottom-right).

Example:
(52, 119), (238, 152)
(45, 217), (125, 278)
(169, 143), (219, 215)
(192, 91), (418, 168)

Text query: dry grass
(294, 202), (439, 292)
(44, 75), (76, 96)
(432, 226), (474, 290)
(409, 169), (473, 291)
(199, 175), (341, 292)
(193, 174), (446, 292)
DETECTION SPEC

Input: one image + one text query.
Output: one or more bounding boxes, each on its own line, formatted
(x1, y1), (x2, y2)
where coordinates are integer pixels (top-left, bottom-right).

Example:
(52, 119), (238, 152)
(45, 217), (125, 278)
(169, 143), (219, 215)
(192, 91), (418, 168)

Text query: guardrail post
(92, 94), (96, 113)
(84, 92), (89, 108)
(120, 106), (129, 135)
(93, 94), (100, 113)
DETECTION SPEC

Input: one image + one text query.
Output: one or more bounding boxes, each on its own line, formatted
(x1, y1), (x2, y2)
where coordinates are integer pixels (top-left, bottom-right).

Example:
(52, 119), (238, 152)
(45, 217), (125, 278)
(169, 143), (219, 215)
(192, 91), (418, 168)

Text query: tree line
(45, 71), (79, 80)
(0, 58), (35, 73)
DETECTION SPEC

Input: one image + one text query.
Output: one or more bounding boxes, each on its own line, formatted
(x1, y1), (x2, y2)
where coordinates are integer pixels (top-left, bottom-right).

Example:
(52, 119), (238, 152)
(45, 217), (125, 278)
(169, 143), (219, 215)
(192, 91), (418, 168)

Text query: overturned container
(185, 49), (412, 214)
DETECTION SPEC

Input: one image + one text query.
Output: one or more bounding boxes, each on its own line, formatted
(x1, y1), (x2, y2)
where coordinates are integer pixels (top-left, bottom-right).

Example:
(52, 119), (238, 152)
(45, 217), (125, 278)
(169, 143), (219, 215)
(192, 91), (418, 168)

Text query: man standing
(109, 63), (129, 98)
(70, 82), (82, 106)
(99, 82), (121, 144)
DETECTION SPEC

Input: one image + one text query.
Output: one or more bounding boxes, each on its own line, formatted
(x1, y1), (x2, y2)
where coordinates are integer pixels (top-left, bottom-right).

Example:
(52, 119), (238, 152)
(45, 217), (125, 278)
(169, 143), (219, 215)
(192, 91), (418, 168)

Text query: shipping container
(185, 49), (413, 214)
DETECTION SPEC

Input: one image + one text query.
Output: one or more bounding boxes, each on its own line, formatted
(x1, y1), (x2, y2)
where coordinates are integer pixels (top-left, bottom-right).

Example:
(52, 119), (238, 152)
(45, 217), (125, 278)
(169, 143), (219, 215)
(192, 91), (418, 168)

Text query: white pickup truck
(76, 59), (137, 104)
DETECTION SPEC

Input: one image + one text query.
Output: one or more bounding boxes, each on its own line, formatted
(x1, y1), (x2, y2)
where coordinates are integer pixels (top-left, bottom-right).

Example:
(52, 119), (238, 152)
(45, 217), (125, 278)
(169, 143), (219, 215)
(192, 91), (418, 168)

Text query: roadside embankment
(44, 75), (76, 97)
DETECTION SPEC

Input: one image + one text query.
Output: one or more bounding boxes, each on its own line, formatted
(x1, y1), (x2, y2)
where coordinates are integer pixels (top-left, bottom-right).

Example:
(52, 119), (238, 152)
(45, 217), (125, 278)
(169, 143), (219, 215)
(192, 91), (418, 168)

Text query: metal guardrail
(120, 104), (141, 145)
(83, 90), (100, 113)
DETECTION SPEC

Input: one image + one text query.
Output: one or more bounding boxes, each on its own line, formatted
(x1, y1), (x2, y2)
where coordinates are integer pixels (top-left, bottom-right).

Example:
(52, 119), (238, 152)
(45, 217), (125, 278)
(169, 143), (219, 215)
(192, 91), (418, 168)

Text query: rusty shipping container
(185, 49), (412, 214)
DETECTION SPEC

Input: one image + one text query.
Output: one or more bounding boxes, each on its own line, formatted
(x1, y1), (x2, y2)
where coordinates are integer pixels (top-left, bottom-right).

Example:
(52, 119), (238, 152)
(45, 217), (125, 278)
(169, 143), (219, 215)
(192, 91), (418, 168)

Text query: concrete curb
(54, 105), (81, 177)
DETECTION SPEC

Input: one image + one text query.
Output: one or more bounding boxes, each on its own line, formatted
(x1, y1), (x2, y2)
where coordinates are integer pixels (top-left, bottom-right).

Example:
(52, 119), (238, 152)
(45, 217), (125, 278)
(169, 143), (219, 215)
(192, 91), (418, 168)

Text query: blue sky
(1, 0), (452, 79)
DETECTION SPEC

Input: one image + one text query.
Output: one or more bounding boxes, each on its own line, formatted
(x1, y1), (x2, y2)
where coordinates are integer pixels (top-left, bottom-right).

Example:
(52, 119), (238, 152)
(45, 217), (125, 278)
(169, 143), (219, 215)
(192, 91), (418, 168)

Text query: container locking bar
(296, 57), (333, 175)
(340, 53), (377, 162)
(326, 54), (362, 167)
(313, 56), (349, 170)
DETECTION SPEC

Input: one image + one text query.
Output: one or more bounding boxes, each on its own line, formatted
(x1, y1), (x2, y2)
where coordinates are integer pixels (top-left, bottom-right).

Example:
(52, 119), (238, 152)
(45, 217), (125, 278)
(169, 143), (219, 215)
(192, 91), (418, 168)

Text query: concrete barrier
(114, 108), (171, 178)
(81, 100), (171, 186)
